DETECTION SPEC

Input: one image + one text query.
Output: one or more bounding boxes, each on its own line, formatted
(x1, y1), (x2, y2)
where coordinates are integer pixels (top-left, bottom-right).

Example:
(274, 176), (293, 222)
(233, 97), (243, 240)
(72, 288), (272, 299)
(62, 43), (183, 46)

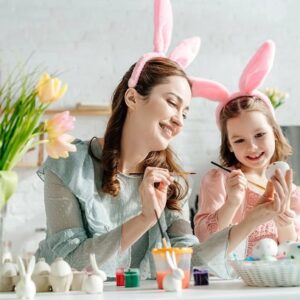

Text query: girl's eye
(182, 113), (187, 120)
(234, 139), (244, 144)
(255, 132), (266, 138)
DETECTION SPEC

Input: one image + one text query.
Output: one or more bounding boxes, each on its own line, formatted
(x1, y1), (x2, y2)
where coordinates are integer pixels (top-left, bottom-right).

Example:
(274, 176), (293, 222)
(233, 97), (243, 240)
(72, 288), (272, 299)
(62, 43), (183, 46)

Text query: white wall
(1, 0), (300, 257)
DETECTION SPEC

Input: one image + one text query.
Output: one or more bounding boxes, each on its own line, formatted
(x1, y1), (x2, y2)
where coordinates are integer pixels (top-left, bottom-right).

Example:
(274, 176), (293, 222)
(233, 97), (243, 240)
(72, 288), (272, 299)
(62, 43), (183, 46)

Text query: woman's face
(226, 110), (276, 173)
(134, 75), (191, 151)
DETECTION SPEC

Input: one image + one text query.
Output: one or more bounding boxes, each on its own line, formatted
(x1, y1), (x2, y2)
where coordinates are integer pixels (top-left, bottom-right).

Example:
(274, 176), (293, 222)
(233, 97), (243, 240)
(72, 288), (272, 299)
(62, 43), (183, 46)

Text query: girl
(193, 40), (300, 257)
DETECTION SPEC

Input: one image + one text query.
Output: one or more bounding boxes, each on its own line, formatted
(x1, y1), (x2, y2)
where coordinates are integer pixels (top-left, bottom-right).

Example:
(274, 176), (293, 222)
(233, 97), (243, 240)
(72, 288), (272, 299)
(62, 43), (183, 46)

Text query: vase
(0, 171), (18, 263)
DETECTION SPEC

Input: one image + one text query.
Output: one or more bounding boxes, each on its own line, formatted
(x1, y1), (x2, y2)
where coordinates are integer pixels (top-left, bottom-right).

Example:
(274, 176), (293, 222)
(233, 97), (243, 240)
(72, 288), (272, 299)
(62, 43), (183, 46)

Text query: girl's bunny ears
(192, 40), (276, 128)
(128, 0), (201, 90)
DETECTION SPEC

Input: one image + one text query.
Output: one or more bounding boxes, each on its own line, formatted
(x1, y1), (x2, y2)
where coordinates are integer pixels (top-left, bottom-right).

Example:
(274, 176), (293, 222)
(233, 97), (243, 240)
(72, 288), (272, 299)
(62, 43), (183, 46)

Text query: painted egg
(263, 255), (277, 262)
(266, 161), (290, 180)
(252, 238), (278, 260)
(278, 240), (293, 257)
(286, 242), (300, 261)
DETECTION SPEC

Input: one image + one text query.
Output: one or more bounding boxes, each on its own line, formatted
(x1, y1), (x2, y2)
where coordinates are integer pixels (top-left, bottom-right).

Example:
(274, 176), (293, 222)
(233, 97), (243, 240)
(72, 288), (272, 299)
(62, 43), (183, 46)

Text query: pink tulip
(45, 111), (76, 159)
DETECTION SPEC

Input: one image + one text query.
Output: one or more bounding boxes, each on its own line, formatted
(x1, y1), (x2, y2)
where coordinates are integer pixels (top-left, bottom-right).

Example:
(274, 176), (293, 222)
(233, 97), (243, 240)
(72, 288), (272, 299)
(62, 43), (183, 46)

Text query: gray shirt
(36, 138), (234, 279)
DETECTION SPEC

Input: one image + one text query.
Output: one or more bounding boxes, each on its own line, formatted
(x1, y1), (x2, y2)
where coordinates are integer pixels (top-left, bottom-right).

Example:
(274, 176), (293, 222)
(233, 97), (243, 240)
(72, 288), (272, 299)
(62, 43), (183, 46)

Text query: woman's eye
(167, 99), (177, 107)
(182, 113), (187, 120)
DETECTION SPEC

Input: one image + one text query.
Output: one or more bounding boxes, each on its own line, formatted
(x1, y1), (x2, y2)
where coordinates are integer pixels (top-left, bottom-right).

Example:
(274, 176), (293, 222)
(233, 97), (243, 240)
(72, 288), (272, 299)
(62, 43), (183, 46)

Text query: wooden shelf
(45, 107), (111, 116)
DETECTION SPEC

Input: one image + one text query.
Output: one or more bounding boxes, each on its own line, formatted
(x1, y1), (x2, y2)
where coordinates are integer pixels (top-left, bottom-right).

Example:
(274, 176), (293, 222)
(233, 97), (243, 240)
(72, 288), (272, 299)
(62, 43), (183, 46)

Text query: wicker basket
(230, 259), (300, 287)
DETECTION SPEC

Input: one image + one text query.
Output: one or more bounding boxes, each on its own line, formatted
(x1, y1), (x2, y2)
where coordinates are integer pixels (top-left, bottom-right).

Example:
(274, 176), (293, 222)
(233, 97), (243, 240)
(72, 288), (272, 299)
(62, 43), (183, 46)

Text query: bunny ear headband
(128, 0), (201, 92)
(191, 40), (276, 128)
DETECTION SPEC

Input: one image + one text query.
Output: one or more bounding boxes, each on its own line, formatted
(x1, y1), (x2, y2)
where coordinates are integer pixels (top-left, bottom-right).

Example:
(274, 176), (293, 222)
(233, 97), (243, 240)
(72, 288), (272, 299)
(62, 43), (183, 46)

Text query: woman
(36, 57), (288, 279)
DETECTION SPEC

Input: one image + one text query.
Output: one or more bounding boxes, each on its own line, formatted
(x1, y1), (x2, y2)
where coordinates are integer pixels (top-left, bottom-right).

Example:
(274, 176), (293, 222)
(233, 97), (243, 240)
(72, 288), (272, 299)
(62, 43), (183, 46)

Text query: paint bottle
(116, 268), (125, 286)
(193, 266), (209, 286)
(124, 268), (140, 288)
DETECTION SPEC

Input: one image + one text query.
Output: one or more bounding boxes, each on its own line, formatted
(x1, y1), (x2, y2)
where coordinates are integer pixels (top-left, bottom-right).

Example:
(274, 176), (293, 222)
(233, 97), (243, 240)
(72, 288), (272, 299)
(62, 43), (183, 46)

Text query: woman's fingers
(144, 167), (173, 187)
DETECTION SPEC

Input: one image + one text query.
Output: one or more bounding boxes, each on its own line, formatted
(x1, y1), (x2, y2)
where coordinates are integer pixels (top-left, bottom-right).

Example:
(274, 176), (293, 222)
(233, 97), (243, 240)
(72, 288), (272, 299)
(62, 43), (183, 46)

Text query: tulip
(36, 73), (68, 104)
(45, 111), (76, 159)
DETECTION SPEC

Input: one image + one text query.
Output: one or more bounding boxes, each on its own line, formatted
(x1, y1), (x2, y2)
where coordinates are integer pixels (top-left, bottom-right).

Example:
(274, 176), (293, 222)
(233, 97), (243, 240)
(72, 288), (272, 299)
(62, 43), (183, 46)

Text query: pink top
(194, 169), (300, 256)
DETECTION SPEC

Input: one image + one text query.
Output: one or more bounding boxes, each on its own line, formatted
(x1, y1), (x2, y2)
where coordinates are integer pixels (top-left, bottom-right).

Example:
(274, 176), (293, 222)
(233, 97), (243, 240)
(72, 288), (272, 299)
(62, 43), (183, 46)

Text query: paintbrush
(154, 209), (168, 248)
(129, 172), (196, 176)
(210, 161), (266, 191)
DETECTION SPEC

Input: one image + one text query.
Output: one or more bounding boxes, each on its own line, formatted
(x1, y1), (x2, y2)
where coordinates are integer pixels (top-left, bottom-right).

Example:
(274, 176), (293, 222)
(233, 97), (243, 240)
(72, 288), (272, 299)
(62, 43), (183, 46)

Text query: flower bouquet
(0, 71), (76, 209)
(263, 87), (289, 109)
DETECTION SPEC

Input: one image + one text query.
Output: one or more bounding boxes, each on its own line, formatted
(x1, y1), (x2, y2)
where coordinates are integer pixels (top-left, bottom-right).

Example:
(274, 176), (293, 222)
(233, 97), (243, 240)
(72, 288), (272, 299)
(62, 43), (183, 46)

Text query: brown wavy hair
(219, 96), (292, 167)
(100, 57), (191, 211)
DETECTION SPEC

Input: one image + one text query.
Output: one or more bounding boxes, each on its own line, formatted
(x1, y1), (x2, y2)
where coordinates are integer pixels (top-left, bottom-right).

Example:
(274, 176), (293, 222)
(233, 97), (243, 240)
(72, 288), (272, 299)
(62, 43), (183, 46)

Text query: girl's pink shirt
(194, 168), (300, 256)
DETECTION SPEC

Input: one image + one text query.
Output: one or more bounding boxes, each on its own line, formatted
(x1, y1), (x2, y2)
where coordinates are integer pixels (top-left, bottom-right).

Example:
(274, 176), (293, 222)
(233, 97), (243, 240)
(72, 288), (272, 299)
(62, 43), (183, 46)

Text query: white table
(1, 278), (300, 300)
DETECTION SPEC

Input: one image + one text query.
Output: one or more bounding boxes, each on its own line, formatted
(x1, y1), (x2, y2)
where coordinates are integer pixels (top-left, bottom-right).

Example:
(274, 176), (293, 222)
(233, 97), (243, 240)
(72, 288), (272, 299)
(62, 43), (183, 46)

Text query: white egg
(252, 238), (278, 260)
(266, 161), (290, 180)
(286, 242), (300, 261)
(278, 240), (293, 257)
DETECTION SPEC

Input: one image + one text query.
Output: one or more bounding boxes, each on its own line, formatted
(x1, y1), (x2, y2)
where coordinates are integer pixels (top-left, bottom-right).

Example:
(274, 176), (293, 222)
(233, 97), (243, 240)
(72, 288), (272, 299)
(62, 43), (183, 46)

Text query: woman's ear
(124, 88), (138, 110)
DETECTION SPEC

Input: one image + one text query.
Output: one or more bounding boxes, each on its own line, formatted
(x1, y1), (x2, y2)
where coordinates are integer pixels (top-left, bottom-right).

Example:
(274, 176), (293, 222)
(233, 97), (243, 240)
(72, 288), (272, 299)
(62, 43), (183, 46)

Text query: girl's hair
(100, 57), (191, 211)
(219, 96), (292, 167)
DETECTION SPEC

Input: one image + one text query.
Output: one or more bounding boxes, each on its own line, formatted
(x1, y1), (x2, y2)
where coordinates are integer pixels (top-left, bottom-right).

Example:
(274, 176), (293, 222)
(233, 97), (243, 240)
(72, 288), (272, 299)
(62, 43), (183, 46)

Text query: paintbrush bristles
(154, 209), (168, 248)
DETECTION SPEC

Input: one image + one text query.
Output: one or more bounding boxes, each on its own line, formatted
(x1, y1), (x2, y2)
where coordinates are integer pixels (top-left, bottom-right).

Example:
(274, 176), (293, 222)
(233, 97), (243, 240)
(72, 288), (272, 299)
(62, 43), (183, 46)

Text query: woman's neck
(119, 121), (149, 174)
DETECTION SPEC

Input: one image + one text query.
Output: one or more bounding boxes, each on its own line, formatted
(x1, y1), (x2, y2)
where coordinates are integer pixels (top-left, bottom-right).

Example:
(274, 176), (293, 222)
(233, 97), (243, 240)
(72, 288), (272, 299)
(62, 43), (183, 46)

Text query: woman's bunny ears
(192, 40), (276, 128)
(128, 0), (201, 88)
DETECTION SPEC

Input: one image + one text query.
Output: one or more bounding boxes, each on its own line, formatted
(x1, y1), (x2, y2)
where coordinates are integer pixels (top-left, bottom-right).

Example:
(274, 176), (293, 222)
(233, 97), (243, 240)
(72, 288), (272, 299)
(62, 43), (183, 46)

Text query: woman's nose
(171, 113), (184, 127)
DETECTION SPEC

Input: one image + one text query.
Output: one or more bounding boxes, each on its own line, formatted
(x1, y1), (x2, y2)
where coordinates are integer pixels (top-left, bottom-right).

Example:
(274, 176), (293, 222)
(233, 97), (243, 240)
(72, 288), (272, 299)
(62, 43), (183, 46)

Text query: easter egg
(286, 242), (300, 261)
(266, 161), (290, 180)
(278, 240), (293, 257)
(252, 238), (278, 260)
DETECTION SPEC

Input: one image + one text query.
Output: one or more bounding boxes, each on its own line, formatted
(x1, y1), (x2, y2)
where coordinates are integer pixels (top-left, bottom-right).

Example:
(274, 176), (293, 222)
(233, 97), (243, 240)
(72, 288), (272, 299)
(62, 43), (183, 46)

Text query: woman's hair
(99, 57), (191, 211)
(219, 96), (292, 167)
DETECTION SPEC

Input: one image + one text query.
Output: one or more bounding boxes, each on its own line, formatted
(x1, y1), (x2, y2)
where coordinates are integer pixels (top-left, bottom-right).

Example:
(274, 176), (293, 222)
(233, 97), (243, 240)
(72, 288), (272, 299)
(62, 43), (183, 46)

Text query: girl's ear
(124, 88), (138, 110)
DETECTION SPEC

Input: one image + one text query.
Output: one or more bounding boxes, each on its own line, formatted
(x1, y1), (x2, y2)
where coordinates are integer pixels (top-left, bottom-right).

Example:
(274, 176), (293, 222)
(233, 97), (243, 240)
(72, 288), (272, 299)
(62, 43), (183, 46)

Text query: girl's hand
(271, 169), (293, 211)
(246, 181), (282, 226)
(225, 170), (248, 207)
(139, 166), (174, 224)
(271, 169), (294, 227)
(248, 170), (293, 226)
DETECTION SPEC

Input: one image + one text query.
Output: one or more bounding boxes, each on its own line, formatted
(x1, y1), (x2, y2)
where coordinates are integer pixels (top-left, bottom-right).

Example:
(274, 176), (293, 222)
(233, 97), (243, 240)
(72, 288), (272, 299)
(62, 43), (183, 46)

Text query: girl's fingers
(285, 169), (293, 191)
(274, 170), (289, 195)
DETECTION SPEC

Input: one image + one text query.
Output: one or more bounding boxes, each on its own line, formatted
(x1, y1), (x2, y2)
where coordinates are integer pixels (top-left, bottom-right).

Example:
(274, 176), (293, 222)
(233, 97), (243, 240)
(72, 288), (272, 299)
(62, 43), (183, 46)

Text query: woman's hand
(139, 166), (174, 224)
(225, 169), (248, 207)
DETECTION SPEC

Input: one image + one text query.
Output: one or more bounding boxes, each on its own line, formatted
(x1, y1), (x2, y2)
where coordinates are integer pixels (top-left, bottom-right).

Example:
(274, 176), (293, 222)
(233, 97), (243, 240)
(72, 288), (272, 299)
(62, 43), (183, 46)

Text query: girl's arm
(194, 169), (246, 241)
(273, 169), (298, 243)
(194, 169), (227, 241)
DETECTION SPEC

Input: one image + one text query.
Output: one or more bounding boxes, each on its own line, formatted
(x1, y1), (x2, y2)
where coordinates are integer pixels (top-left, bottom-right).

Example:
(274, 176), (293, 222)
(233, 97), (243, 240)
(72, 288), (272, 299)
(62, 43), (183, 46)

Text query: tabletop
(1, 278), (300, 300)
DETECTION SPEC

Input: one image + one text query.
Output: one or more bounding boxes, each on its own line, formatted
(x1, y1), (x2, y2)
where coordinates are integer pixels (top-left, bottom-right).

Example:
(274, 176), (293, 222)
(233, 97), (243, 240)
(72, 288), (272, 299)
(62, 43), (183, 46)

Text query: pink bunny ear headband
(191, 40), (276, 128)
(128, 0), (201, 93)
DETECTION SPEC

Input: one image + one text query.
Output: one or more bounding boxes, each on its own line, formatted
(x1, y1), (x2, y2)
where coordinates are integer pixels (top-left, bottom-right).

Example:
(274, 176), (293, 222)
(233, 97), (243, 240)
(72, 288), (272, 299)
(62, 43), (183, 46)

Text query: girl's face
(134, 75), (191, 151)
(226, 110), (276, 173)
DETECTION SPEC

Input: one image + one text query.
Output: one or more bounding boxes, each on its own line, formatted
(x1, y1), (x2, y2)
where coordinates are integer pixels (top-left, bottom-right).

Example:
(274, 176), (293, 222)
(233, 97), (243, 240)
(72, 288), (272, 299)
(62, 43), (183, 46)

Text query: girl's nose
(248, 139), (258, 150)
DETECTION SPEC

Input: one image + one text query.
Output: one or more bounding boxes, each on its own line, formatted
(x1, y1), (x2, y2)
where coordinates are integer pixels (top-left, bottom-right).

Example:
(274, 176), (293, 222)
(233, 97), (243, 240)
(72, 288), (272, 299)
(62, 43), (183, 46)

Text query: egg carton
(230, 259), (300, 287)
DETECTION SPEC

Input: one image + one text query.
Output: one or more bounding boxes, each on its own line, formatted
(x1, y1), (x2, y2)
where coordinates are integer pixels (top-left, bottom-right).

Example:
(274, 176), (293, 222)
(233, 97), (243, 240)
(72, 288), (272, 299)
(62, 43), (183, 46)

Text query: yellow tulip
(36, 73), (68, 104)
